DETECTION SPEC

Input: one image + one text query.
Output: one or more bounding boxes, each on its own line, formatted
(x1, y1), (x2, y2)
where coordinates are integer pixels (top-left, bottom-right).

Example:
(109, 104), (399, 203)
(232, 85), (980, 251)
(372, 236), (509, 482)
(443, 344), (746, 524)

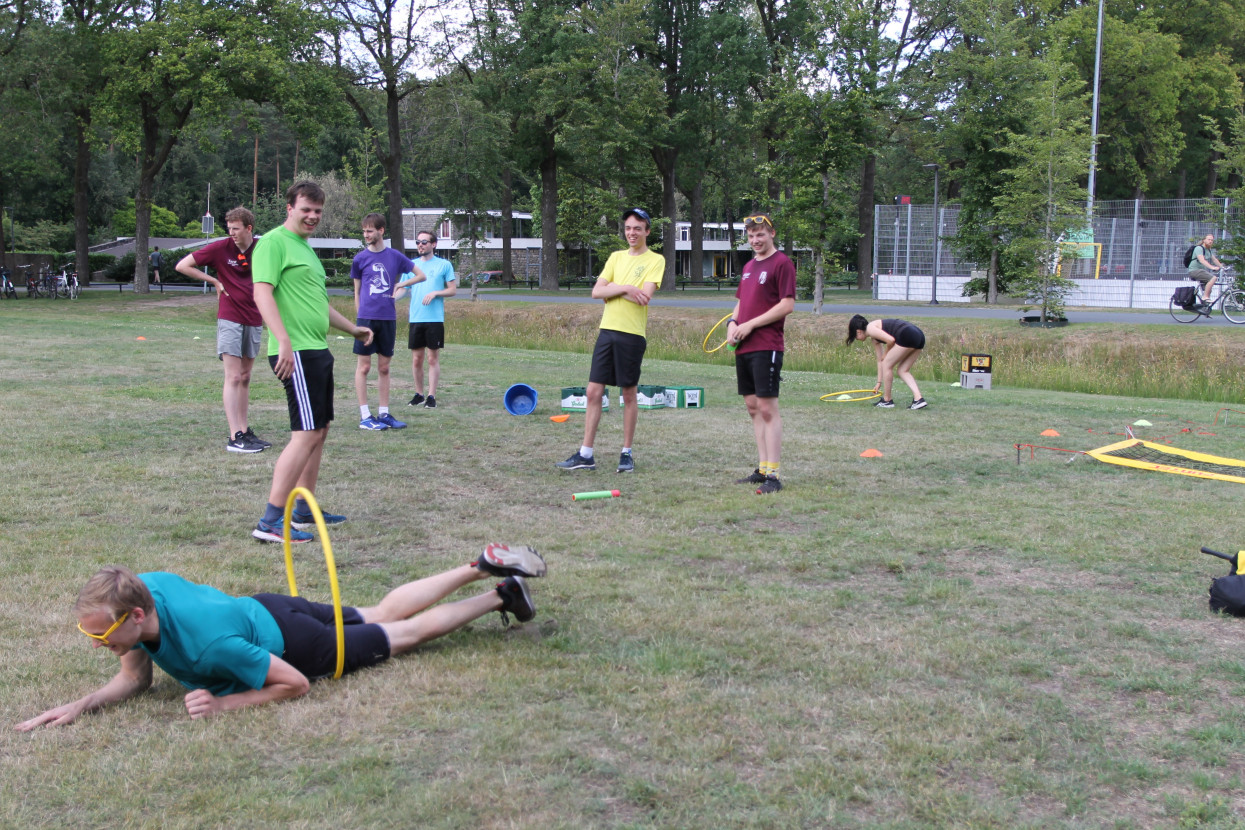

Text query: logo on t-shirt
(368, 263), (392, 295)
(758, 271), (768, 285)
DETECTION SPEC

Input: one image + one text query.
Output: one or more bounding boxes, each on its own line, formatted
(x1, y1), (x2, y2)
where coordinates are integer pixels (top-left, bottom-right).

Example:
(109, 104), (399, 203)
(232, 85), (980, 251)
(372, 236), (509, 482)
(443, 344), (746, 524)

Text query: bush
(321, 257), (354, 287)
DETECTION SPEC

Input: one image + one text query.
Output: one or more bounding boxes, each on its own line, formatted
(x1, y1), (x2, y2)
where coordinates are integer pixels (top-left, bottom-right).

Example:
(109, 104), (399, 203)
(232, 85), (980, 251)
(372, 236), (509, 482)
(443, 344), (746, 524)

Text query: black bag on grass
(1209, 574), (1245, 616)
(1173, 285), (1198, 308)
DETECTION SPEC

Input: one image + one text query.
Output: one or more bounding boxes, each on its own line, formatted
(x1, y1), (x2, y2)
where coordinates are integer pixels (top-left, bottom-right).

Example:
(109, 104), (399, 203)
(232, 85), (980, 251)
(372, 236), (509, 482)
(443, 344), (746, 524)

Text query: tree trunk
(0, 188), (7, 272)
(1206, 150), (1221, 198)
(688, 180), (704, 284)
(1175, 167), (1187, 201)
(385, 86), (404, 253)
(539, 116), (558, 290)
(857, 153), (876, 289)
(813, 171), (829, 314)
(73, 114), (92, 284)
(652, 146), (678, 290)
(987, 244), (999, 304)
(500, 166), (513, 282)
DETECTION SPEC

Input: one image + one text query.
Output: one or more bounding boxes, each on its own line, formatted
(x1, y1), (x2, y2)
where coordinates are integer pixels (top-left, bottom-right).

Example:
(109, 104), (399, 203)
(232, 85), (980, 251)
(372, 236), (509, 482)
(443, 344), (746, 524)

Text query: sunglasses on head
(743, 214), (773, 229)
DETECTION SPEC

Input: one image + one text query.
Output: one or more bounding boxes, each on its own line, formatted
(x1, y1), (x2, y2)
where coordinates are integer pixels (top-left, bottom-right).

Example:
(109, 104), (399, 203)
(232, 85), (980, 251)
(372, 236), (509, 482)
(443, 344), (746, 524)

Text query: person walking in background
(175, 207), (270, 453)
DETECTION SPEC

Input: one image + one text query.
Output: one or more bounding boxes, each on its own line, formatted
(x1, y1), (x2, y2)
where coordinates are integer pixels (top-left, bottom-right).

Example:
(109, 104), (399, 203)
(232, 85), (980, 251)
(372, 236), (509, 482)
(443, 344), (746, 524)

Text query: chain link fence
(873, 198), (1238, 307)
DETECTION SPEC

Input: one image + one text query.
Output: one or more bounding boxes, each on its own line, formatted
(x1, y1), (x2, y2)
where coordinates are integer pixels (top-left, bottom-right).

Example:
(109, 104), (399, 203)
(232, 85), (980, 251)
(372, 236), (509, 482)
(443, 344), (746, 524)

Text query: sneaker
(360, 416), (389, 430)
(495, 575), (535, 624)
(908, 398), (928, 410)
(291, 510), (348, 531)
(377, 412), (407, 429)
(617, 451), (634, 473)
(555, 451), (596, 470)
(253, 517), (313, 544)
(424, 395), (437, 409)
(227, 430), (264, 453)
(735, 468), (767, 485)
(243, 428), (271, 449)
(756, 475), (784, 495)
(473, 543), (547, 578)
(874, 399), (895, 409)
(407, 393), (425, 407)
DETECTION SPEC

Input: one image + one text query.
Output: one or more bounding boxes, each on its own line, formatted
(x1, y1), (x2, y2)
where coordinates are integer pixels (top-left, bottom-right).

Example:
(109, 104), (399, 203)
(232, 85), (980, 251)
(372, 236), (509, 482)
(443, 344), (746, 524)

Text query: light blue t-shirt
(408, 256), (456, 323)
(137, 572), (284, 696)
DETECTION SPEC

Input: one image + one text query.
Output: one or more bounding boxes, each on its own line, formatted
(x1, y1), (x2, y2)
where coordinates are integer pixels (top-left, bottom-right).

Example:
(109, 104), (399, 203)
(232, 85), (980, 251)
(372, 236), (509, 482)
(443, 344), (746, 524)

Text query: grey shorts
(218, 319), (263, 360)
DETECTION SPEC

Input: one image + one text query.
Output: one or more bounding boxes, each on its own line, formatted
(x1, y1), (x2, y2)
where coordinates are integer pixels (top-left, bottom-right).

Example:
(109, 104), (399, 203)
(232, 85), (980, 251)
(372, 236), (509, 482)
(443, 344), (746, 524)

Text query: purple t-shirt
(352, 247), (414, 321)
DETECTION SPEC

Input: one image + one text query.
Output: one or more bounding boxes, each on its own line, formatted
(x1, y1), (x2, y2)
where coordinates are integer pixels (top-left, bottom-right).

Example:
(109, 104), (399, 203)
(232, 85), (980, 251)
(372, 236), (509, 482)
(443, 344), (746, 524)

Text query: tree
(992, 55), (1092, 323)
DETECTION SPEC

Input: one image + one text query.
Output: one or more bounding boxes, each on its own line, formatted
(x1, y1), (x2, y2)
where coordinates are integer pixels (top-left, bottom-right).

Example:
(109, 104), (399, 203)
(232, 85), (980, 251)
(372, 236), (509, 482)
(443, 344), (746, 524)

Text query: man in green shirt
(251, 181), (373, 544)
(1188, 233), (1224, 306)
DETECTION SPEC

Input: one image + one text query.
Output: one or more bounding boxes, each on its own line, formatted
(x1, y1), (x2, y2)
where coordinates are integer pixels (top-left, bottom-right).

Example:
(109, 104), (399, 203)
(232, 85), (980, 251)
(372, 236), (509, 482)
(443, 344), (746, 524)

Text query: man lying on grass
(15, 545), (546, 729)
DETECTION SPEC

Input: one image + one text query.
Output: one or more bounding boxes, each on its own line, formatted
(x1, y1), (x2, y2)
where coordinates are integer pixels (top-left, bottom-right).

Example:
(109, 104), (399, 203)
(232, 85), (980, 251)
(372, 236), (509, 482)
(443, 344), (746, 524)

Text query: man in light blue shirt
(396, 230), (457, 409)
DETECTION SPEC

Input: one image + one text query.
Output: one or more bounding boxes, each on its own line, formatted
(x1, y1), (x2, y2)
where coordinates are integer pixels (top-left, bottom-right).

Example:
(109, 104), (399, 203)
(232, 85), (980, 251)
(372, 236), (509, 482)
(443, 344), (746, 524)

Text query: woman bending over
(846, 315), (927, 410)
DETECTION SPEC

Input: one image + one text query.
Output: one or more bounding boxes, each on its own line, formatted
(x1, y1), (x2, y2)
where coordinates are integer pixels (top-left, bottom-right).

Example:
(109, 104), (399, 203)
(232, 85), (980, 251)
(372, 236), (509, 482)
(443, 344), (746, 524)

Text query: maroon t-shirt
(734, 250), (796, 354)
(193, 237), (261, 326)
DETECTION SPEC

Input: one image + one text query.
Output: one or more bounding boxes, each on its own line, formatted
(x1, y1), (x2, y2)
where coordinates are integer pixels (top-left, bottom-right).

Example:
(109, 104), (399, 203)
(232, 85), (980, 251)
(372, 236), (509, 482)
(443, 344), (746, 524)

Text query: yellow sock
(768, 463), (781, 479)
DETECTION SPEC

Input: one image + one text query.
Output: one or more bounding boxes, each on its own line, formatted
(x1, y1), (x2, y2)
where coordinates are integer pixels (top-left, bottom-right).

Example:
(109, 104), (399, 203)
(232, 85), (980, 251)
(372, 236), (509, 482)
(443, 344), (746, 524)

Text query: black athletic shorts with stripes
(270, 348), (334, 431)
(251, 593), (391, 681)
(735, 349), (784, 398)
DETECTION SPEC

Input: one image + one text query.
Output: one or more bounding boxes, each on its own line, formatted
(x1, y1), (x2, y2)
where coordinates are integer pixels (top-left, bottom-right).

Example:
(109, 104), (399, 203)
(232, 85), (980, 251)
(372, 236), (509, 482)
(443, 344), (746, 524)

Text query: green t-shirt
(137, 572), (284, 696)
(597, 249), (664, 337)
(253, 226), (330, 355)
(1188, 245), (1216, 275)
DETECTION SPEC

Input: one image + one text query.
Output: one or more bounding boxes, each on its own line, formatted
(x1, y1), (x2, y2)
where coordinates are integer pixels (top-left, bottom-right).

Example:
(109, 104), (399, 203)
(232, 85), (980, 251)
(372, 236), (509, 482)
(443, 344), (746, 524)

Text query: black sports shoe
(556, 451), (596, 470)
(496, 576), (535, 624)
(617, 451), (634, 473)
(243, 428), (271, 449)
(756, 475), (783, 495)
(735, 469), (767, 485)
(908, 398), (928, 410)
(424, 395), (437, 408)
(407, 393), (425, 407)
(473, 544), (547, 578)
(227, 430), (263, 454)
(874, 399), (895, 409)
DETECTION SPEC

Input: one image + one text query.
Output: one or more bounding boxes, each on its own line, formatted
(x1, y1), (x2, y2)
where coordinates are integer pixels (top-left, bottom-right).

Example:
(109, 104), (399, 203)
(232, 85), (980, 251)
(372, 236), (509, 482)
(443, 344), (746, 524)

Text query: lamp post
(923, 163), (940, 304)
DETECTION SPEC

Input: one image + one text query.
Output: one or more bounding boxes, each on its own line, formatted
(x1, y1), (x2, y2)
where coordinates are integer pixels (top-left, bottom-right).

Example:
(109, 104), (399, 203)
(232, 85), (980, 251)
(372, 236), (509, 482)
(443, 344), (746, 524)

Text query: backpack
(1183, 245), (1198, 268)
(1173, 285), (1197, 308)
(1210, 574), (1245, 616)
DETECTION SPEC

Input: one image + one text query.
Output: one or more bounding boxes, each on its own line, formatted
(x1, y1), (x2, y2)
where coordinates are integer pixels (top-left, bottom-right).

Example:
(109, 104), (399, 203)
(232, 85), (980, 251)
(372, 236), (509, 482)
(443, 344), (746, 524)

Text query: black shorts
(354, 319), (396, 358)
(736, 350), (783, 398)
(270, 349), (334, 431)
(252, 593), (391, 682)
(408, 322), (445, 351)
(589, 329), (646, 389)
(893, 325), (925, 350)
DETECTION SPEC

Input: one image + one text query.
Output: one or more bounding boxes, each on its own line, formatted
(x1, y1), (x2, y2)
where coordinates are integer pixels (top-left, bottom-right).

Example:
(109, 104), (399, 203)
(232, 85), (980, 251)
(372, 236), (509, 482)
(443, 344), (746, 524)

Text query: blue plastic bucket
(503, 383), (538, 416)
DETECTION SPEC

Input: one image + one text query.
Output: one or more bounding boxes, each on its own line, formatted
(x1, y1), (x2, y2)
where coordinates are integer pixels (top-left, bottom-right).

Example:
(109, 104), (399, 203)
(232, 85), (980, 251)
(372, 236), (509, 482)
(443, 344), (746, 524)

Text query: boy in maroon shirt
(175, 207), (270, 453)
(726, 213), (796, 494)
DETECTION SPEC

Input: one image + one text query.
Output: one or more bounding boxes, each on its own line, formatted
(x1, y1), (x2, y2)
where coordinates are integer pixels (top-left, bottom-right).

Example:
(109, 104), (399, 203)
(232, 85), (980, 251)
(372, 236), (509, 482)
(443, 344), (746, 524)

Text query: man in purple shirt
(351, 213), (424, 431)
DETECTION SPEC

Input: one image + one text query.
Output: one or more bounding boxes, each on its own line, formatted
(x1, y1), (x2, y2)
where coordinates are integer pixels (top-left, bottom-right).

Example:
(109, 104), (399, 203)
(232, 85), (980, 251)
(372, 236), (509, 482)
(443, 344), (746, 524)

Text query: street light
(923, 164), (940, 305)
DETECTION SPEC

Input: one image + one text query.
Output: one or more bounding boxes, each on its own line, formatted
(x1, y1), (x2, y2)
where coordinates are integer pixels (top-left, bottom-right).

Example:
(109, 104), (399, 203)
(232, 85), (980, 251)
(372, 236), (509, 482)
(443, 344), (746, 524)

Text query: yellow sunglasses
(77, 610), (129, 646)
(743, 214), (773, 229)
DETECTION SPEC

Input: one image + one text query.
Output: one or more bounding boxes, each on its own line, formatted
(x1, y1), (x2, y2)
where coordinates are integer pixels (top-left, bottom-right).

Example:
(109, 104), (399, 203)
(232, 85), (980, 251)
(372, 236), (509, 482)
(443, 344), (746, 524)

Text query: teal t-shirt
(138, 572), (284, 696)
(408, 256), (456, 323)
(1188, 245), (1216, 275)
(252, 226), (330, 355)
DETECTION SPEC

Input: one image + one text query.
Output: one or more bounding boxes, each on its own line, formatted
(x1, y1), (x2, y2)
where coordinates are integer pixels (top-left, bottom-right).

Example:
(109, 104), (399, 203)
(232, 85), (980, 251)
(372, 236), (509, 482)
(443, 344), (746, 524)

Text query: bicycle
(0, 267), (14, 299)
(64, 269), (79, 299)
(52, 268), (78, 299)
(20, 265), (42, 298)
(1169, 268), (1245, 323)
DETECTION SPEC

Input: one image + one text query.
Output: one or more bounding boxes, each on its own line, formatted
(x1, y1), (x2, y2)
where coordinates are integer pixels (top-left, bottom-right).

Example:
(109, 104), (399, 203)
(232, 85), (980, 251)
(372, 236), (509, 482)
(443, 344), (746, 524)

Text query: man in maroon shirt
(175, 207), (271, 454)
(726, 212), (797, 495)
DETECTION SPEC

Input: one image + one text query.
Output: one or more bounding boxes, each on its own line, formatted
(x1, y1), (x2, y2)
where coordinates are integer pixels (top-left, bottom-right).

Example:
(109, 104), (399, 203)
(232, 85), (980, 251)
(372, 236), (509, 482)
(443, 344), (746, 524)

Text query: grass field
(5, 293), (1245, 827)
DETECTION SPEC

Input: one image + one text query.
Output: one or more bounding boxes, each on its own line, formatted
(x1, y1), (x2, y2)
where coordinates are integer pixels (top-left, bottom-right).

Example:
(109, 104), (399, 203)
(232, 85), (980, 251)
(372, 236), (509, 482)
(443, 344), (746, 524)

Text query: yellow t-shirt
(598, 249), (664, 336)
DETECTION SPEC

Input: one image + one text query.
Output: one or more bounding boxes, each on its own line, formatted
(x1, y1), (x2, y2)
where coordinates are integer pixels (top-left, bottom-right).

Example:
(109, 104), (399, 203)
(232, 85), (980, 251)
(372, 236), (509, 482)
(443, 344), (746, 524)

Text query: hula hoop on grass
(702, 313), (734, 353)
(819, 389), (883, 403)
(282, 486), (346, 679)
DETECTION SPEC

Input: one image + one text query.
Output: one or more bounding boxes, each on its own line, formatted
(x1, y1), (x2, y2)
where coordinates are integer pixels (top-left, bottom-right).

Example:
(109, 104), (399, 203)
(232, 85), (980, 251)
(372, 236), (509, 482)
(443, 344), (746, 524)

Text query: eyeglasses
(743, 214), (774, 229)
(77, 611), (129, 646)
(415, 239), (434, 245)
(625, 208), (650, 223)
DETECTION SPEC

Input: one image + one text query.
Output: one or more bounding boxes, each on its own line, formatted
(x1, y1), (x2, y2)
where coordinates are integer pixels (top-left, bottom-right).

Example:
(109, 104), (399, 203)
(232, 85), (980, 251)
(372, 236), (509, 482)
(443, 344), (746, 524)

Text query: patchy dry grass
(3, 293), (1245, 826)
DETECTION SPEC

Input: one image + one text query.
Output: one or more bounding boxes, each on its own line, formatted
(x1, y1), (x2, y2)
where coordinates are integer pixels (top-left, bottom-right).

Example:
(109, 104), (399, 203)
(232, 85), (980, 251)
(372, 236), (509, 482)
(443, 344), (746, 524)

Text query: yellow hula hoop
(702, 313), (733, 353)
(819, 389), (883, 403)
(282, 487), (346, 679)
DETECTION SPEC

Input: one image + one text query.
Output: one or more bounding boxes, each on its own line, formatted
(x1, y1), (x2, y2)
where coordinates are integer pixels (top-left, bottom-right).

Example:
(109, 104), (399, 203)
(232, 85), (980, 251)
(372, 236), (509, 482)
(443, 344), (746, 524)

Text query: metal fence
(874, 198), (1237, 284)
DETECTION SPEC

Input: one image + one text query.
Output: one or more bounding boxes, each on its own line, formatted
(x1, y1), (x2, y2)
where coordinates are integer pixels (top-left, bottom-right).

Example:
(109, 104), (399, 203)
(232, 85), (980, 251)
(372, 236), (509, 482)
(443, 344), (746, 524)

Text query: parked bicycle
(52, 268), (78, 299)
(1169, 268), (1245, 323)
(20, 265), (43, 298)
(0, 267), (14, 299)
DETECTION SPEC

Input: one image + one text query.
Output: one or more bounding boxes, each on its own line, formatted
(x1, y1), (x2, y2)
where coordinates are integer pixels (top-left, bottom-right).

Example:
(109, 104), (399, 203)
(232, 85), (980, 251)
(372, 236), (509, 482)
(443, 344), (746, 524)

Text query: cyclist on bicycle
(1189, 233), (1224, 307)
